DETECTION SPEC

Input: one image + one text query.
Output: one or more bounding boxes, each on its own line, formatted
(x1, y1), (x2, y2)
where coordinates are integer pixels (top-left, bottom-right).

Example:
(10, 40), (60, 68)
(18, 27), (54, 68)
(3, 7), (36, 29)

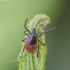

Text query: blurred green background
(0, 0), (70, 70)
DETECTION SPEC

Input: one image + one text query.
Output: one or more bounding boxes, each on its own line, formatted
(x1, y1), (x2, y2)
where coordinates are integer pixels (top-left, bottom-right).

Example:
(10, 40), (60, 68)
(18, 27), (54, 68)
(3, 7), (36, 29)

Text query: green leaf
(18, 14), (51, 70)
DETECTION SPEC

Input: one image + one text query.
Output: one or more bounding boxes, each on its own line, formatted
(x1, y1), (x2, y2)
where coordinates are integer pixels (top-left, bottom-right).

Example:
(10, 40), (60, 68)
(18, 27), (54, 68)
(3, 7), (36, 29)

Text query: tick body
(25, 40), (38, 53)
(22, 18), (55, 53)
(25, 28), (38, 53)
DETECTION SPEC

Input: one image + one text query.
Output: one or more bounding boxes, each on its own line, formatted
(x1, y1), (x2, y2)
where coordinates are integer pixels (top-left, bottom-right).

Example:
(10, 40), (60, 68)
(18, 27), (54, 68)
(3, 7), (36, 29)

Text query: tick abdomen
(25, 41), (38, 53)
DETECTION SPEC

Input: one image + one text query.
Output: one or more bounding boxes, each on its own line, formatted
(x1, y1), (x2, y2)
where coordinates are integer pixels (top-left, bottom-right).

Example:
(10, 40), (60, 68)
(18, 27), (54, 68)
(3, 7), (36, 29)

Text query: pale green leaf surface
(18, 14), (51, 70)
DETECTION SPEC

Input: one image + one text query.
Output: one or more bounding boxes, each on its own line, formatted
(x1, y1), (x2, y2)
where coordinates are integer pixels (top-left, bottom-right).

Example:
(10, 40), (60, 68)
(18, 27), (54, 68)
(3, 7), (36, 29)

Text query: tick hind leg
(38, 39), (46, 45)
(20, 38), (26, 59)
(24, 18), (31, 34)
(17, 45), (25, 61)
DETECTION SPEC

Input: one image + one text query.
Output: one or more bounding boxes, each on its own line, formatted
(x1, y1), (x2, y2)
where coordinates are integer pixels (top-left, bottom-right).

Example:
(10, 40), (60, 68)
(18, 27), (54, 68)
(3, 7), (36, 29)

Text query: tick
(22, 18), (55, 53)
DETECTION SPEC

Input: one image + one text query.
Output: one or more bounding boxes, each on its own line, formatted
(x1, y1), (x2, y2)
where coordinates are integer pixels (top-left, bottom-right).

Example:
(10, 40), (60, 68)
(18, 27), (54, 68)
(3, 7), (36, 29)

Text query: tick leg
(17, 46), (25, 61)
(19, 47), (24, 59)
(37, 34), (42, 38)
(24, 30), (29, 35)
(22, 38), (27, 42)
(38, 39), (46, 45)
(24, 18), (31, 34)
(37, 44), (39, 57)
(37, 27), (56, 37)
(36, 32), (43, 37)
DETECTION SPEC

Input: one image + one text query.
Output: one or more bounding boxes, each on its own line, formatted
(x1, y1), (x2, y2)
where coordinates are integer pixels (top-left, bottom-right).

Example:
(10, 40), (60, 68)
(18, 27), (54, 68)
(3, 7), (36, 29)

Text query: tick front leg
(38, 39), (46, 45)
(24, 18), (31, 34)
(24, 31), (29, 35)
(22, 38), (27, 42)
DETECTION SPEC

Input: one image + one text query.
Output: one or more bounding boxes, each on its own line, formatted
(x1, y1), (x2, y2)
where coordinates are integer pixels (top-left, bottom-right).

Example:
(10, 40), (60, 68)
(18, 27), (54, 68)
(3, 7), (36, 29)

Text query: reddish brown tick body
(25, 41), (38, 53)
(25, 28), (38, 53)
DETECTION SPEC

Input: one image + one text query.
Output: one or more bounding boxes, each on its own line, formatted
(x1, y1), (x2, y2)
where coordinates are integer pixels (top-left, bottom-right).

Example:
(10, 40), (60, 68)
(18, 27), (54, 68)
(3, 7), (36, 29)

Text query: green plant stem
(18, 14), (51, 70)
(27, 52), (30, 70)
(30, 53), (33, 70)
